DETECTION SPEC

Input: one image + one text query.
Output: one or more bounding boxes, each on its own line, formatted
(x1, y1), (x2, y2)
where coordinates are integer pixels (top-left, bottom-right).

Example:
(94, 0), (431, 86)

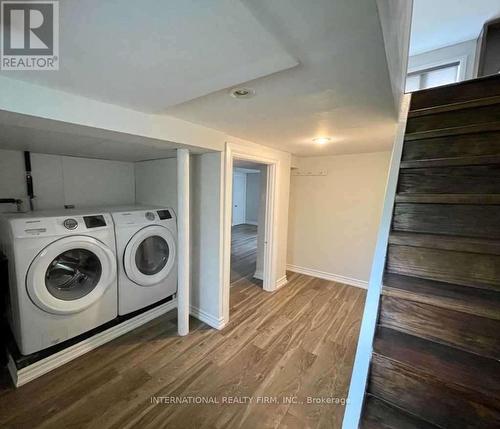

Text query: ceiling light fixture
(312, 137), (331, 145)
(230, 87), (255, 99)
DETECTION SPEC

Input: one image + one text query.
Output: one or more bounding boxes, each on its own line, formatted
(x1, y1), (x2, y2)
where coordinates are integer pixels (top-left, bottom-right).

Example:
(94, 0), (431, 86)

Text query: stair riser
(410, 76), (500, 110)
(397, 165), (500, 194)
(368, 355), (500, 428)
(387, 244), (500, 290)
(402, 131), (500, 161)
(362, 395), (439, 429)
(406, 103), (500, 134)
(393, 203), (500, 239)
(378, 296), (500, 359)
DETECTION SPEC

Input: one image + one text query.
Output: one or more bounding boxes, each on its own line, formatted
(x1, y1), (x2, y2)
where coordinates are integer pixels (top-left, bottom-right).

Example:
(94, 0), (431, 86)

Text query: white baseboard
(275, 275), (288, 290)
(8, 299), (177, 387)
(286, 264), (368, 289)
(190, 305), (226, 330)
(253, 269), (263, 280)
(245, 221), (258, 226)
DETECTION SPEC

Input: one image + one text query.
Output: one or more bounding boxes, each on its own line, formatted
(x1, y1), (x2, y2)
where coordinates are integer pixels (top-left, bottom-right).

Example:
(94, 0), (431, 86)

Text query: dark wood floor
(0, 272), (366, 429)
(231, 224), (258, 283)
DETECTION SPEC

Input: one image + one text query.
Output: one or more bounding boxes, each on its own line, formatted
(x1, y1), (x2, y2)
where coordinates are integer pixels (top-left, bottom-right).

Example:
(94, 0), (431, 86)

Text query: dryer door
(26, 236), (116, 315)
(124, 225), (176, 286)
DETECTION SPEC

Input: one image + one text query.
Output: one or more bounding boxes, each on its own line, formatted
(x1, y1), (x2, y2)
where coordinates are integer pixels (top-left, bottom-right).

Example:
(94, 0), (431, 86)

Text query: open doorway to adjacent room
(230, 160), (267, 286)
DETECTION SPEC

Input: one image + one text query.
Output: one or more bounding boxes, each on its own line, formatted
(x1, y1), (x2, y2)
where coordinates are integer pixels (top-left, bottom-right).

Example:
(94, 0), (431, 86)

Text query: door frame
(221, 142), (280, 324)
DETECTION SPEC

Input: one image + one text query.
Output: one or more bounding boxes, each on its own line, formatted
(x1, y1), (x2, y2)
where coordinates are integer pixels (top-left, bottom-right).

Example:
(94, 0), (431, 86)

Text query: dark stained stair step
(373, 327), (500, 403)
(378, 295), (500, 360)
(410, 74), (500, 111)
(361, 395), (439, 429)
(400, 154), (500, 168)
(392, 203), (500, 239)
(388, 231), (500, 255)
(409, 94), (500, 118)
(387, 244), (500, 291)
(395, 193), (500, 205)
(406, 103), (500, 134)
(397, 164), (500, 195)
(368, 353), (500, 428)
(405, 122), (500, 141)
(402, 130), (500, 161)
(383, 273), (500, 320)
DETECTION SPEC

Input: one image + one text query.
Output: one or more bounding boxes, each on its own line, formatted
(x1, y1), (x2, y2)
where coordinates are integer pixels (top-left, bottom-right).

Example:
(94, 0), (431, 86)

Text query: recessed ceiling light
(230, 87), (255, 99)
(312, 137), (331, 144)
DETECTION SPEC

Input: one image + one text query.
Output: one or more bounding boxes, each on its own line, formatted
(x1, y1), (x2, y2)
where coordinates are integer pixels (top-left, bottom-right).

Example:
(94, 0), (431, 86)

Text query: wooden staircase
(361, 75), (500, 429)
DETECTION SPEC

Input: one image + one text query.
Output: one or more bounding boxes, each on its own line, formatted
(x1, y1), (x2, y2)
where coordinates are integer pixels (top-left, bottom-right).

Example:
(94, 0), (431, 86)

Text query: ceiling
(410, 0), (500, 55)
(2, 0), (397, 157)
(1, 0), (297, 112)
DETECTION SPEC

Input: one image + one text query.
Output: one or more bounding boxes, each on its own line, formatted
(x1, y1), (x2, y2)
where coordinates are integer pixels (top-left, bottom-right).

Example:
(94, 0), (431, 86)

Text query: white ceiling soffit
(0, 0), (298, 113)
(0, 111), (211, 162)
(410, 0), (500, 55)
(166, 0), (396, 156)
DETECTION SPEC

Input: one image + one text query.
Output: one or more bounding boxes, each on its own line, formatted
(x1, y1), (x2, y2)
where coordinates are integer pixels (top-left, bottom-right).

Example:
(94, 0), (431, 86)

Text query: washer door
(26, 236), (116, 315)
(124, 225), (176, 286)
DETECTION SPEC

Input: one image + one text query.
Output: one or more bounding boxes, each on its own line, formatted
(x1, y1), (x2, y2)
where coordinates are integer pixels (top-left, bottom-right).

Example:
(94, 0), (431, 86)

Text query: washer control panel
(63, 218), (78, 230)
(145, 211), (155, 221)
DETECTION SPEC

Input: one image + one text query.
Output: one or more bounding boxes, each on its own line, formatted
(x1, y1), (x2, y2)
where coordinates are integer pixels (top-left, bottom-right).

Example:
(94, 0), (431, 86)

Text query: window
(405, 62), (460, 92)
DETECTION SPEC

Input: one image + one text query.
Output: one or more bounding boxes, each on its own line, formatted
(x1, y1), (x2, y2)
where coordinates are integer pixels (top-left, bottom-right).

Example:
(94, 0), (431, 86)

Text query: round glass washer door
(26, 236), (116, 315)
(124, 225), (176, 286)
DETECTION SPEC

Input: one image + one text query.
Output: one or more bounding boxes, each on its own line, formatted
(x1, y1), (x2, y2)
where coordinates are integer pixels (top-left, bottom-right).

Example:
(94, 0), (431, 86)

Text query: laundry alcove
(0, 111), (225, 385)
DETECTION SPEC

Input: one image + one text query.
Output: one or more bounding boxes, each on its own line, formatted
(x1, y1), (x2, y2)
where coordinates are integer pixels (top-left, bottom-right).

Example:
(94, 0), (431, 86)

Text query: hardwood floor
(0, 272), (365, 429)
(231, 224), (258, 283)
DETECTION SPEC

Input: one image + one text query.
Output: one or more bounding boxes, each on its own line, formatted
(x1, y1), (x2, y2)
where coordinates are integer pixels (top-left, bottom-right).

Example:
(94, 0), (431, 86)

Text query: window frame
(405, 54), (468, 92)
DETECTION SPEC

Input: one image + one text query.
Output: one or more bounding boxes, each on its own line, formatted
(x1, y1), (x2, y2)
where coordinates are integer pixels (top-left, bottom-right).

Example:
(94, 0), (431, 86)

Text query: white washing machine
(0, 210), (118, 355)
(111, 206), (177, 316)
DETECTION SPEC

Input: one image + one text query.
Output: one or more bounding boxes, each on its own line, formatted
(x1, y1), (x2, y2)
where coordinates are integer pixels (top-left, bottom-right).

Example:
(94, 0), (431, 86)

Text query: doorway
(230, 161), (266, 284)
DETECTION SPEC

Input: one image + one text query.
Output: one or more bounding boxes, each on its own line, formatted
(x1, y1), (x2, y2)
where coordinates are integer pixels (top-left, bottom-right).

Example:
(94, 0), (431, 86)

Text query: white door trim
(222, 143), (279, 324)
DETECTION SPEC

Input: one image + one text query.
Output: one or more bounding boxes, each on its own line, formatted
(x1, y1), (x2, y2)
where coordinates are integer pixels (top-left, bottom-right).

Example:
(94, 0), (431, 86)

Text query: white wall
(0, 149), (135, 212)
(245, 172), (260, 224)
(0, 149), (27, 212)
(376, 0), (413, 112)
(134, 153), (224, 327)
(287, 151), (391, 287)
(191, 152), (224, 326)
(408, 39), (477, 81)
(135, 158), (177, 212)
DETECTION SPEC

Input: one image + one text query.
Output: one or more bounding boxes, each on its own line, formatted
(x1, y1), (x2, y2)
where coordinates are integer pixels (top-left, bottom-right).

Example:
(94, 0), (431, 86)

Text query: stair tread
(408, 95), (500, 118)
(379, 294), (500, 359)
(362, 394), (439, 429)
(405, 122), (500, 141)
(388, 231), (500, 255)
(400, 154), (500, 169)
(395, 193), (500, 205)
(383, 273), (500, 320)
(369, 352), (500, 427)
(373, 327), (500, 404)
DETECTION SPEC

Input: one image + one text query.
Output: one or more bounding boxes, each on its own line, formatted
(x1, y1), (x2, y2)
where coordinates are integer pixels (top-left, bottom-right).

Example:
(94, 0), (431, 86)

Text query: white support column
(177, 148), (190, 336)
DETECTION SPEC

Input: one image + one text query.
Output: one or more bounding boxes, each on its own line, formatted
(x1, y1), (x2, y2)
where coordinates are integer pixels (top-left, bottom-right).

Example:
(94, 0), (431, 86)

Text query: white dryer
(0, 210), (118, 355)
(111, 207), (177, 316)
